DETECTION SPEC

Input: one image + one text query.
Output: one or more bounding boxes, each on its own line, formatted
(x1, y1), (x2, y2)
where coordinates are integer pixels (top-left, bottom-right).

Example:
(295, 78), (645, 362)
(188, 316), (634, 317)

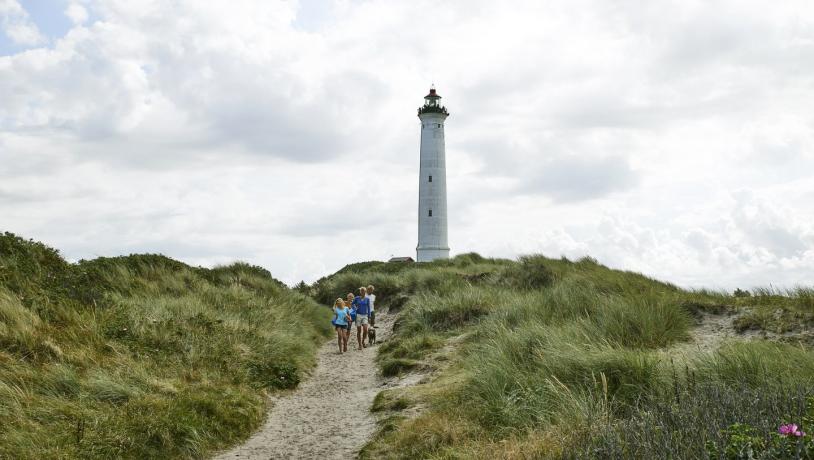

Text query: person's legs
(362, 323), (368, 347)
(369, 310), (375, 328)
(336, 327), (343, 353)
(343, 326), (350, 352)
(356, 325), (363, 349)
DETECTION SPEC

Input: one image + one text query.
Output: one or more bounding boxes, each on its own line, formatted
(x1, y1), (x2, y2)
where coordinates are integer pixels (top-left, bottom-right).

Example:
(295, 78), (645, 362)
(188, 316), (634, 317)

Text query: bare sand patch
(214, 314), (393, 460)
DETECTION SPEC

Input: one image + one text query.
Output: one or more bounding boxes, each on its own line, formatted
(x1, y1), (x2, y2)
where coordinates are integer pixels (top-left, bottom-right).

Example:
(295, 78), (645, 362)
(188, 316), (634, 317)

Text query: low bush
(496, 254), (557, 290)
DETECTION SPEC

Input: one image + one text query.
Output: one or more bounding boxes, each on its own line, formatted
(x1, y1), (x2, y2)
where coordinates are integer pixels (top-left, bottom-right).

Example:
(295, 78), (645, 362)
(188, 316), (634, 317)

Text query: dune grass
(312, 253), (814, 459)
(0, 232), (331, 459)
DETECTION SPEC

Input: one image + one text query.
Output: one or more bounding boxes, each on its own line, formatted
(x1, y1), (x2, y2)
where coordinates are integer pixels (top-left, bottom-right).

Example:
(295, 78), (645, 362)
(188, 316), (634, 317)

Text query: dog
(368, 326), (377, 346)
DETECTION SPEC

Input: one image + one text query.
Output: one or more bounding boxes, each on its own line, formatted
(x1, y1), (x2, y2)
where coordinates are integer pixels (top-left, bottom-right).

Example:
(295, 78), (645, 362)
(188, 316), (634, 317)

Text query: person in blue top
(332, 298), (351, 353)
(352, 287), (371, 350)
(345, 293), (356, 334)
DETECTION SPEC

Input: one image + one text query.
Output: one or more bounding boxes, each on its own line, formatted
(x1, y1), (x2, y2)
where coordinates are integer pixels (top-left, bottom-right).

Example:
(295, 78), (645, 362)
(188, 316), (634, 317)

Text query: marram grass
(336, 253), (814, 460)
(0, 232), (331, 459)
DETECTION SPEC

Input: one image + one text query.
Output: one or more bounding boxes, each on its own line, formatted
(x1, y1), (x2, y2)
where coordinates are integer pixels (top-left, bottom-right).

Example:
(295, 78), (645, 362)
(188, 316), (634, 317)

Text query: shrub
(449, 252), (487, 266)
(734, 288), (752, 298)
(497, 254), (556, 290)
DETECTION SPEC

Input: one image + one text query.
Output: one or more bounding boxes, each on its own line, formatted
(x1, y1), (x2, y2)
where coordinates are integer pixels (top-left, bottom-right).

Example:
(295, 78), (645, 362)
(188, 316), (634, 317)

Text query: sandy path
(214, 312), (391, 460)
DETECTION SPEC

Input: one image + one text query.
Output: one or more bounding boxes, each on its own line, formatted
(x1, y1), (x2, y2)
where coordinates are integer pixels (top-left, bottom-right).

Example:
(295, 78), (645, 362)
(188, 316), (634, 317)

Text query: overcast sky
(1, 0), (813, 288)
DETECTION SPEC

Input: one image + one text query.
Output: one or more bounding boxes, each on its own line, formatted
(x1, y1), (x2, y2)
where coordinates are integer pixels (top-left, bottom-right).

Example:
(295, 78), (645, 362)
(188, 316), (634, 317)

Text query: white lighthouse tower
(416, 87), (450, 262)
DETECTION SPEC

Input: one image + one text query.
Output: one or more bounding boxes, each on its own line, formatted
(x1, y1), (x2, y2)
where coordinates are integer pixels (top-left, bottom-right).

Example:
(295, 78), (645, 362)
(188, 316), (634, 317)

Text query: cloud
(0, 0), (46, 46)
(526, 154), (638, 203)
(730, 190), (810, 258)
(64, 4), (89, 25)
(0, 0), (812, 288)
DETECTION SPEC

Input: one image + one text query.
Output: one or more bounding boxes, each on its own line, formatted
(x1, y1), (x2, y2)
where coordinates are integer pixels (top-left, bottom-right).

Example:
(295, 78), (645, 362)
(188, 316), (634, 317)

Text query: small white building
(416, 88), (450, 262)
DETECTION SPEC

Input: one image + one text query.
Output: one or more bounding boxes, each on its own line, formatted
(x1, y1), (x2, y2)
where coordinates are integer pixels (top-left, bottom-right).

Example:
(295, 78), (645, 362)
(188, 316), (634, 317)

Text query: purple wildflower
(778, 424), (805, 437)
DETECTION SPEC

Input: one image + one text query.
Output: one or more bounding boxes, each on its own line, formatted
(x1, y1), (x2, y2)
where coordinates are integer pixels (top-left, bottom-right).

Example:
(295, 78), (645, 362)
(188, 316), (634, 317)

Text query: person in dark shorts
(332, 298), (350, 353)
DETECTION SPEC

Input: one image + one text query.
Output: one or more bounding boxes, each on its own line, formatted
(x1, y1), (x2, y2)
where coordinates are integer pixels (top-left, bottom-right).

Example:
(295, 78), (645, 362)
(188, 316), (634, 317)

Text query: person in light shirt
(365, 285), (376, 328)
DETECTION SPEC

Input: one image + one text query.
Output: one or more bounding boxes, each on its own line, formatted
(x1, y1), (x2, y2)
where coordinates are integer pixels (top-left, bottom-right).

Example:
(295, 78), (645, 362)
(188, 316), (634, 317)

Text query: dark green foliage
(335, 260), (414, 275)
(0, 232), (75, 310)
(734, 288), (752, 298)
(709, 423), (766, 460)
(449, 252), (487, 266)
(497, 254), (556, 289)
(293, 280), (310, 295)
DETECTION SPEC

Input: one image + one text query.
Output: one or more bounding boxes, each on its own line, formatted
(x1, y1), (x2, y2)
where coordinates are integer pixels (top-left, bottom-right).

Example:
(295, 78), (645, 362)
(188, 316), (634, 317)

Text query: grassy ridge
(0, 232), (331, 459)
(314, 254), (814, 459)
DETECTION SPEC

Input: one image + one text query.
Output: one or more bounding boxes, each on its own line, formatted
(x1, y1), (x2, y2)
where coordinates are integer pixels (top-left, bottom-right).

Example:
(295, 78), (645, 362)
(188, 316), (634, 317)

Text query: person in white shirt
(366, 285), (376, 328)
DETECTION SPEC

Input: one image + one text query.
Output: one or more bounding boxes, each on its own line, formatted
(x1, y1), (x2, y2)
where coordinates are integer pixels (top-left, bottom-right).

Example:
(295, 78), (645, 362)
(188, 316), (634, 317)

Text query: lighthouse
(416, 87), (450, 262)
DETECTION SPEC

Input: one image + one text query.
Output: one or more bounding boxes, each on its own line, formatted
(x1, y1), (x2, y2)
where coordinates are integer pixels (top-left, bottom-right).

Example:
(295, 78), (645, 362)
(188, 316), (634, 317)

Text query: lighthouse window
(428, 209), (433, 217)
(437, 123), (441, 128)
(429, 175), (432, 182)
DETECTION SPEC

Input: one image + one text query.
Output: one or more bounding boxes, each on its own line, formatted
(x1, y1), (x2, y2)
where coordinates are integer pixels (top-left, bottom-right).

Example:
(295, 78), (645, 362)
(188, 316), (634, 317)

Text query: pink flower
(778, 424), (806, 437)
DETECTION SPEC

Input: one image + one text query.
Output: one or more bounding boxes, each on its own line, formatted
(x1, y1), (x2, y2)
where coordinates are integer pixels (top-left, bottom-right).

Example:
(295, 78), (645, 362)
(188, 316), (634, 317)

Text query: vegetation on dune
(0, 232), (331, 459)
(729, 287), (814, 344)
(310, 253), (814, 459)
(4, 231), (811, 459)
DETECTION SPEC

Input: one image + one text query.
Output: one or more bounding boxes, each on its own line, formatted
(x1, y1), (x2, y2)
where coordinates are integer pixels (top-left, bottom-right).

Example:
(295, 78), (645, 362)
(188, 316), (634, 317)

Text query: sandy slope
(214, 313), (391, 460)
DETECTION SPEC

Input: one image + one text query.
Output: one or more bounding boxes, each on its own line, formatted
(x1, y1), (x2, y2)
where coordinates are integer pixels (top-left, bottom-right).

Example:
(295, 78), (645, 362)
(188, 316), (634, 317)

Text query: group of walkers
(331, 285), (376, 353)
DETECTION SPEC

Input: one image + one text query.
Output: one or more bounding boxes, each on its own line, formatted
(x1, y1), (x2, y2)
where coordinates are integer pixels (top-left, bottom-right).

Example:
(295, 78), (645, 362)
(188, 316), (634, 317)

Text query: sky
(1, 0), (813, 289)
